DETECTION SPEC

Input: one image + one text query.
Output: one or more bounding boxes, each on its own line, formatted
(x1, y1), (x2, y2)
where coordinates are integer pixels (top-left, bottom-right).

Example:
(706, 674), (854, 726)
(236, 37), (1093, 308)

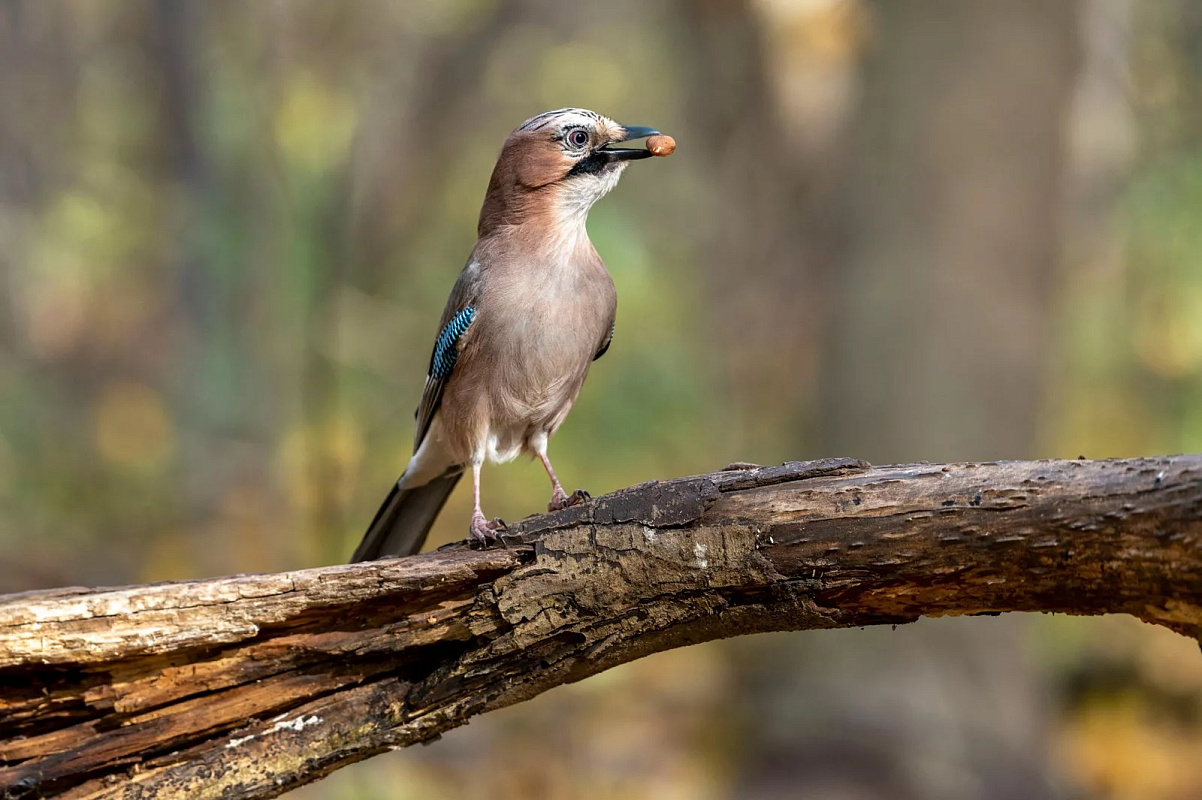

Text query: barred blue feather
(431, 306), (476, 380)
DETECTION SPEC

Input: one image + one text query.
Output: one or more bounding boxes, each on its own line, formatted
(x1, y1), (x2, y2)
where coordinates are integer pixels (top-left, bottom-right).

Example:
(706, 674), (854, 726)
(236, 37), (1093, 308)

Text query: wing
(593, 320), (615, 361)
(413, 265), (481, 450)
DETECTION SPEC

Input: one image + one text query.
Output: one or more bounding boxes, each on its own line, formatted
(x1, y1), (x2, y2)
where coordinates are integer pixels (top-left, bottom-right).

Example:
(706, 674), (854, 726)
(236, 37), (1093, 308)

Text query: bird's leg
(468, 462), (505, 548)
(538, 450), (591, 512)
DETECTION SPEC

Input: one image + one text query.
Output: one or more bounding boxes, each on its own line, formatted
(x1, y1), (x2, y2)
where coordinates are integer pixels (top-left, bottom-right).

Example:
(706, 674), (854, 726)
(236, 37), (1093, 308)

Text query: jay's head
(479, 108), (660, 236)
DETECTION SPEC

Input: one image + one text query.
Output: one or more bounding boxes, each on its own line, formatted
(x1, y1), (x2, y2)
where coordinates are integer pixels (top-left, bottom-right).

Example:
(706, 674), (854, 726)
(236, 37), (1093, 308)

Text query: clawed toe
(469, 512), (505, 549)
(548, 488), (591, 512)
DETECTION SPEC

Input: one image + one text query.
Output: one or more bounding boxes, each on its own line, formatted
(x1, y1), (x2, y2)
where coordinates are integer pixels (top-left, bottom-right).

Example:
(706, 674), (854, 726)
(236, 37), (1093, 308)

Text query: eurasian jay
(352, 109), (669, 561)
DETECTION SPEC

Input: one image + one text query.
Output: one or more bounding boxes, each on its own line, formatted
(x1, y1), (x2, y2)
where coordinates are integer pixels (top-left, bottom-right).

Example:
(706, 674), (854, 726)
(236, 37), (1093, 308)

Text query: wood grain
(1, 456), (1199, 799)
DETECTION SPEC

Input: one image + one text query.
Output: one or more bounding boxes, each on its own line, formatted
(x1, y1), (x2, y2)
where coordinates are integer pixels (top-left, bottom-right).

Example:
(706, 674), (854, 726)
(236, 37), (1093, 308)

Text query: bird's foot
(548, 487), (591, 512)
(468, 512), (508, 549)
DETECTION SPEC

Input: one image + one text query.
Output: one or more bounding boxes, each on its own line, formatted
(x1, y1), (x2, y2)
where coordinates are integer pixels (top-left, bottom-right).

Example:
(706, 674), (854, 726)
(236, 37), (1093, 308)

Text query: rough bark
(2, 455), (1201, 799)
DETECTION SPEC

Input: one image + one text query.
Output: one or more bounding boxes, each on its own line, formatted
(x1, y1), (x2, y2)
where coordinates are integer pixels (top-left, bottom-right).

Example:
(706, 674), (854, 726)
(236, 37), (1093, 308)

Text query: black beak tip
(593, 125), (663, 162)
(620, 125), (661, 141)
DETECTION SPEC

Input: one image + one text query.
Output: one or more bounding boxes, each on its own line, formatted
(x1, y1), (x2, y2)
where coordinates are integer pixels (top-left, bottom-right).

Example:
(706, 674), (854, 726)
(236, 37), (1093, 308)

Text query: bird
(352, 108), (670, 561)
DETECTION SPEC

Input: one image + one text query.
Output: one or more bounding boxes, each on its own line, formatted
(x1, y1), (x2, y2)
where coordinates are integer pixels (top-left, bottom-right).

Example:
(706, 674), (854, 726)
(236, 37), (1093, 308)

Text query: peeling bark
(1, 455), (1200, 799)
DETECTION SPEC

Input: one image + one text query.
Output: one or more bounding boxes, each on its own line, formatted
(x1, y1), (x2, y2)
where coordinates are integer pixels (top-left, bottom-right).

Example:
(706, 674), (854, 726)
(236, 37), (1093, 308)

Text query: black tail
(351, 471), (462, 561)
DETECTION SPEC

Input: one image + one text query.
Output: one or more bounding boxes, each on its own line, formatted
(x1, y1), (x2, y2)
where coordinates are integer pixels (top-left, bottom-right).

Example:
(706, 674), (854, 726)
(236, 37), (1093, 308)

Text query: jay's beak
(598, 125), (661, 161)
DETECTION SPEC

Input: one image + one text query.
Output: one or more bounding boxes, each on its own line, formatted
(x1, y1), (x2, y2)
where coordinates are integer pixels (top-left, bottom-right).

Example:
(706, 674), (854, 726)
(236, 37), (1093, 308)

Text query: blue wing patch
(430, 307), (476, 380)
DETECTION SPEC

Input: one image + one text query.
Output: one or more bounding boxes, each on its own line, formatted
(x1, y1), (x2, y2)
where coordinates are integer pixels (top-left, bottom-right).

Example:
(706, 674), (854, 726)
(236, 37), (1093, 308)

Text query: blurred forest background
(2, 0), (1201, 798)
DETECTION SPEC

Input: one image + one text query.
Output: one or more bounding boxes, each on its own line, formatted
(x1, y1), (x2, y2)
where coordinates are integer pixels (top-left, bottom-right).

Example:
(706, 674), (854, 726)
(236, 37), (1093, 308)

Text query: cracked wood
(1, 455), (1200, 799)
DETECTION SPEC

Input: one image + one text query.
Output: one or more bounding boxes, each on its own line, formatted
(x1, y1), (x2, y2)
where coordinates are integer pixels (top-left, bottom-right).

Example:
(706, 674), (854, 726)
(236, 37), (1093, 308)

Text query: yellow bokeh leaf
(274, 73), (357, 172)
(93, 381), (174, 468)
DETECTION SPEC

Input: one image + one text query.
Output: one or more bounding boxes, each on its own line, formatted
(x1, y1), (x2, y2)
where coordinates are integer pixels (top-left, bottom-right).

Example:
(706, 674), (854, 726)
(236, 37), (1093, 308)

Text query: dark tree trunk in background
(820, 0), (1077, 462)
(728, 2), (1084, 798)
(346, 0), (523, 293)
(675, 0), (825, 458)
(0, 2), (80, 591)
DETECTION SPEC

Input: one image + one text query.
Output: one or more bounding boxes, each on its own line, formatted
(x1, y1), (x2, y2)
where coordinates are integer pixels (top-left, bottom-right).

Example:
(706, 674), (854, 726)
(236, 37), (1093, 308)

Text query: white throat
(555, 164), (626, 229)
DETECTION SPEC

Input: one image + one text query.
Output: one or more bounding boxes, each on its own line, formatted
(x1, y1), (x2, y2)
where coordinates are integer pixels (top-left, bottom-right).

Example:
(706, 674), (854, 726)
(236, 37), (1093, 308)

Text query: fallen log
(2, 456), (1200, 799)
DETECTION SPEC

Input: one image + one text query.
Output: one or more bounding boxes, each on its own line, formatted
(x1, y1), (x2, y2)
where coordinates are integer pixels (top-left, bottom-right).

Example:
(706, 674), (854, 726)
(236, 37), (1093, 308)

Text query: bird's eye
(567, 129), (590, 149)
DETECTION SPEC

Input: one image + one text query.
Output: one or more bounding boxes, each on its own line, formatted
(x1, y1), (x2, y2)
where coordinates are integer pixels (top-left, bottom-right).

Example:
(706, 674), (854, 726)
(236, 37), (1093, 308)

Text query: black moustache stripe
(566, 152), (610, 178)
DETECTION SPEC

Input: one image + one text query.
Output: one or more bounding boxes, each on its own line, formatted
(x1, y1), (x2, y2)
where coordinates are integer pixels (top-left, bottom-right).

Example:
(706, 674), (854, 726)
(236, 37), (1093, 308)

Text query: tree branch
(2, 455), (1201, 799)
